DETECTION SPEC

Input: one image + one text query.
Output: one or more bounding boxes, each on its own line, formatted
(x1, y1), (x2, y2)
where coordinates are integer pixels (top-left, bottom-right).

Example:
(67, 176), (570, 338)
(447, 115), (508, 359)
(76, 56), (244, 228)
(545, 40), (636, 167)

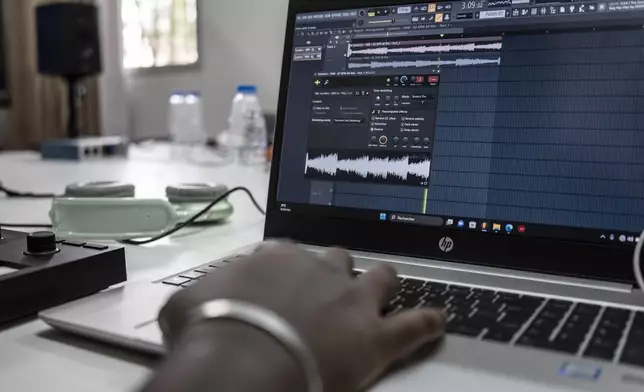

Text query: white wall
(127, 0), (289, 139)
(97, 0), (131, 137)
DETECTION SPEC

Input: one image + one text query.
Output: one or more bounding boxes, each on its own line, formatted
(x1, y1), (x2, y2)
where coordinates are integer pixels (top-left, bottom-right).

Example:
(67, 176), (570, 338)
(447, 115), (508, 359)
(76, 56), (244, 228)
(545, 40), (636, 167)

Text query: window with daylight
(121, 0), (199, 69)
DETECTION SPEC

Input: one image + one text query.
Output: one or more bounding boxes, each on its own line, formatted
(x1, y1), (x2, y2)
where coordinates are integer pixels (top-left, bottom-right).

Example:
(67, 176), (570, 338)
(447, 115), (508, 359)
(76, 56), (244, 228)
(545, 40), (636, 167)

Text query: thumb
(379, 309), (447, 361)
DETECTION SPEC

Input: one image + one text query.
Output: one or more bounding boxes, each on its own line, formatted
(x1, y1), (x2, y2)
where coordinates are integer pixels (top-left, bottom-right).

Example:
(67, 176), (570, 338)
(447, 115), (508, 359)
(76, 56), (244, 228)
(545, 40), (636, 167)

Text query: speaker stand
(40, 75), (128, 160)
(64, 75), (81, 139)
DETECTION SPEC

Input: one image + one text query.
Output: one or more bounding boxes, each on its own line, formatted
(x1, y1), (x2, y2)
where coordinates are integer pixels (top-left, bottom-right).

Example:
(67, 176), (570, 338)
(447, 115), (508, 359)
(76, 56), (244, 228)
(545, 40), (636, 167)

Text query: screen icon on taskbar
(446, 218), (454, 226)
(469, 221), (477, 229)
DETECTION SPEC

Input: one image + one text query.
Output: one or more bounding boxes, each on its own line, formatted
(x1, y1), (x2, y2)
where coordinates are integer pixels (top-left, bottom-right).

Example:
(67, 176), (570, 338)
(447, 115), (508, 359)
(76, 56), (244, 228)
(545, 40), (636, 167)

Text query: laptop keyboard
(161, 259), (644, 369)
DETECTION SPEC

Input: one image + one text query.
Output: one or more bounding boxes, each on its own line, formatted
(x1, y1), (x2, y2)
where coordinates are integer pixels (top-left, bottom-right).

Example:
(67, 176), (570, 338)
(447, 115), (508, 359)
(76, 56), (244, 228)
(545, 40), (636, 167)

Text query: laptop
(41, 0), (644, 390)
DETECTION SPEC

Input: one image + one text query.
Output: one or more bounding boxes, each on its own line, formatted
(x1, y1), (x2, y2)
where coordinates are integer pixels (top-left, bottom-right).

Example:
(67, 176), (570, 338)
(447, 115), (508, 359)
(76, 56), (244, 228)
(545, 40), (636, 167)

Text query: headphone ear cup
(166, 183), (229, 203)
(166, 184), (233, 224)
(64, 182), (135, 198)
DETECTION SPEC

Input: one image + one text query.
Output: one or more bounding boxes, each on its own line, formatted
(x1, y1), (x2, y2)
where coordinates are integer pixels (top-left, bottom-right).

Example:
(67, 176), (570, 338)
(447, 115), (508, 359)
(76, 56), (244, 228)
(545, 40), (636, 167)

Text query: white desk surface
(0, 147), (268, 392)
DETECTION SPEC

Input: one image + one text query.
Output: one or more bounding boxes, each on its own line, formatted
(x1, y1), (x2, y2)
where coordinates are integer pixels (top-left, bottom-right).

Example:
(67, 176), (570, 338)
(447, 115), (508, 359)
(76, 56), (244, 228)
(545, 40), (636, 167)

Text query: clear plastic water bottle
(168, 91), (206, 158)
(220, 85), (267, 165)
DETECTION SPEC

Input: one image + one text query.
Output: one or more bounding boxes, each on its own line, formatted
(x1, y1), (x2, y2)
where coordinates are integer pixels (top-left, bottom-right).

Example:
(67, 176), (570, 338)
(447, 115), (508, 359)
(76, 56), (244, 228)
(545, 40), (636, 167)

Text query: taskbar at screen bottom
(275, 202), (640, 248)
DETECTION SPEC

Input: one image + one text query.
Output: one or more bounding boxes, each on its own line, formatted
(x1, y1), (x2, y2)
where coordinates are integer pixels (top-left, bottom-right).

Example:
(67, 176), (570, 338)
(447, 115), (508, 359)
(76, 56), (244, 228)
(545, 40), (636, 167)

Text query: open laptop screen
(275, 1), (644, 248)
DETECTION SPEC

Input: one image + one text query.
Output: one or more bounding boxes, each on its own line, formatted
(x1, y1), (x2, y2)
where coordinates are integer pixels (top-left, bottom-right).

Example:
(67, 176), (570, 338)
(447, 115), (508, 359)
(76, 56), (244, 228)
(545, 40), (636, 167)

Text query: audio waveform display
(488, 0), (512, 7)
(348, 57), (501, 69)
(304, 150), (431, 186)
(348, 42), (502, 57)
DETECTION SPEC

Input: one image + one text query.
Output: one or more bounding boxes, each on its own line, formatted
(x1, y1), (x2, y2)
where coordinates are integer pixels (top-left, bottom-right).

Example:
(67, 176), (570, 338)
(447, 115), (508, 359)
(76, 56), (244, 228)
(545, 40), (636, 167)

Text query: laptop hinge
(302, 245), (634, 294)
(424, 260), (633, 293)
(385, 257), (635, 294)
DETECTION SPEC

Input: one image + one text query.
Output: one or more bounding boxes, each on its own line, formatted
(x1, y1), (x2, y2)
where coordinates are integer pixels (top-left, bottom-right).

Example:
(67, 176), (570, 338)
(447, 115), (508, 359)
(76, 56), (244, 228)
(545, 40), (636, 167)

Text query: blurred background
(0, 0), (287, 150)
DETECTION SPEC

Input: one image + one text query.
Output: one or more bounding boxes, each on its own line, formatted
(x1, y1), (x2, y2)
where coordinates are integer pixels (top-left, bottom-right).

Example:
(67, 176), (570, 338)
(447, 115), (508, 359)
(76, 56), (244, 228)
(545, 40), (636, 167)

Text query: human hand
(159, 243), (447, 392)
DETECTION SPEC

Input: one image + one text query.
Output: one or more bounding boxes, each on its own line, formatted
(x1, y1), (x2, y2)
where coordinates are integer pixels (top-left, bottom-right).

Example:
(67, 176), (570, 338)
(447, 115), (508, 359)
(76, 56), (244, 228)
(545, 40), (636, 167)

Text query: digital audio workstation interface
(276, 0), (644, 245)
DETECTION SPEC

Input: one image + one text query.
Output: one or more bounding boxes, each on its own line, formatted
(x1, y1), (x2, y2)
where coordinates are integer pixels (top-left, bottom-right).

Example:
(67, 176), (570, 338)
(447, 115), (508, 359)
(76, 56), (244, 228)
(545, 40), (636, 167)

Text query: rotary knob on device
(25, 231), (59, 256)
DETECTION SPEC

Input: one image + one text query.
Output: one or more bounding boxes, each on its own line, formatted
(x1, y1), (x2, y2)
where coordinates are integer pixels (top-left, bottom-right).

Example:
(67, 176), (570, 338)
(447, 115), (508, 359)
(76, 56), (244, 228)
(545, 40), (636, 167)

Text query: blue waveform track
(348, 42), (502, 57)
(305, 150), (432, 186)
(347, 57), (502, 70)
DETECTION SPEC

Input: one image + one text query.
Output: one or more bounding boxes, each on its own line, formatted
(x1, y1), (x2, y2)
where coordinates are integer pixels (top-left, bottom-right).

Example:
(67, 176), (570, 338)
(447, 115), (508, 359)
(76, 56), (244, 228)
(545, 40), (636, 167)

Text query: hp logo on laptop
(438, 237), (454, 253)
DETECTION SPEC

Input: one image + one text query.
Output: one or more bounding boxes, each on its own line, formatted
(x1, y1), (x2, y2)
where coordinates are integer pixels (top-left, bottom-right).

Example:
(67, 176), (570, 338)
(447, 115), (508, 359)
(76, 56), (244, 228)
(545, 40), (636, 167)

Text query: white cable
(633, 231), (644, 291)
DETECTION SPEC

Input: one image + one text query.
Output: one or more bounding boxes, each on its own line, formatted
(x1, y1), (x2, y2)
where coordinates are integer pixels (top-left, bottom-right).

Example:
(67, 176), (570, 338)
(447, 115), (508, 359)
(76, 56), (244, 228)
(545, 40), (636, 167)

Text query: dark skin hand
(142, 243), (447, 392)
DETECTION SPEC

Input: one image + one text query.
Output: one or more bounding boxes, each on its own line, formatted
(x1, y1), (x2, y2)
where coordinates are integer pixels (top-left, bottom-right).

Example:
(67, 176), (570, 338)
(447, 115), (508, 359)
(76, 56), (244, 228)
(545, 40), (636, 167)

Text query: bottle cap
(237, 85), (257, 94)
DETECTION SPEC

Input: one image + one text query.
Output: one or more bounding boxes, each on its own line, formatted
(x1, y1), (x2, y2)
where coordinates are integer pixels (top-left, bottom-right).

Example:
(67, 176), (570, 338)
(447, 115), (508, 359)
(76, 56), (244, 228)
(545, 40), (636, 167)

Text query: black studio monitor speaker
(35, 3), (103, 139)
(36, 3), (102, 78)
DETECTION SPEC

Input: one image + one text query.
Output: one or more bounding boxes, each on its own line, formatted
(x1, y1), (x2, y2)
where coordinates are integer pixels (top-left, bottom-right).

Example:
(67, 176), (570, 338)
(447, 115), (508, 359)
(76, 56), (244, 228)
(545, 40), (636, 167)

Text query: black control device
(0, 228), (127, 324)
